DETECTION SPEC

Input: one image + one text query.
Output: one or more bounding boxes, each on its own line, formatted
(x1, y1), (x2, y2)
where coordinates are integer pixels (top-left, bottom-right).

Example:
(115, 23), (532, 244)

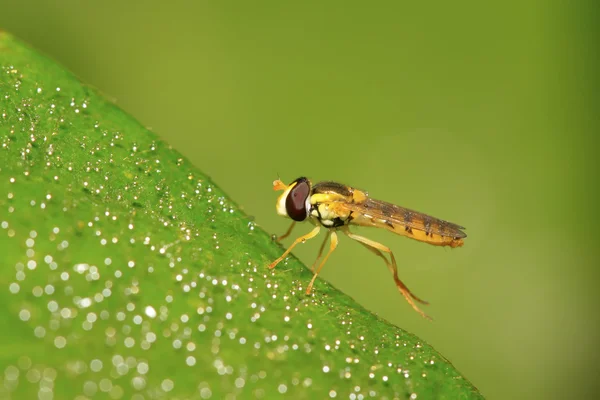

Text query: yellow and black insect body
(270, 177), (467, 319)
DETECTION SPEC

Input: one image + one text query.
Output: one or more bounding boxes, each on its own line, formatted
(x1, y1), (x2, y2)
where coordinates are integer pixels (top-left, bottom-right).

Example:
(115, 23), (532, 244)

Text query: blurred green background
(1, 1), (598, 399)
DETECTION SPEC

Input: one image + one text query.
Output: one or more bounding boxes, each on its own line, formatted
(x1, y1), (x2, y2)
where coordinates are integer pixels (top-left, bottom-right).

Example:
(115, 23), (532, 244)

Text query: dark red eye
(286, 177), (310, 221)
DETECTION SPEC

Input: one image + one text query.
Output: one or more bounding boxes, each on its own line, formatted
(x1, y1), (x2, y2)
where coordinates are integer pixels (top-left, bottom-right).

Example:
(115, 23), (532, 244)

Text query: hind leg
(342, 227), (431, 320)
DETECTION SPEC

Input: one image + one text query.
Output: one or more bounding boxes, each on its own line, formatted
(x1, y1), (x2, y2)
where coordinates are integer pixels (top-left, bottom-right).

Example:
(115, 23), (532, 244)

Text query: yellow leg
(269, 226), (321, 269)
(342, 228), (431, 320)
(274, 221), (296, 242)
(311, 231), (331, 272)
(306, 231), (338, 294)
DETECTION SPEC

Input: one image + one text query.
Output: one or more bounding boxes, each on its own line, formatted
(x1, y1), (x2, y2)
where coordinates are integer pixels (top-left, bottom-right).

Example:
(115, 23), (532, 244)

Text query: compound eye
(285, 178), (310, 221)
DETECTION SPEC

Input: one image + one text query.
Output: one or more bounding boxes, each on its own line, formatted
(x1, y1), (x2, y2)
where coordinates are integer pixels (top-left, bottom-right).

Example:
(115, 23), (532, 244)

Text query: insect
(269, 177), (467, 319)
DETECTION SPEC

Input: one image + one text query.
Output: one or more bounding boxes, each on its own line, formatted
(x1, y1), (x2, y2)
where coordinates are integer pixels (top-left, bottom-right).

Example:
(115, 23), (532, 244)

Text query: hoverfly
(269, 177), (467, 319)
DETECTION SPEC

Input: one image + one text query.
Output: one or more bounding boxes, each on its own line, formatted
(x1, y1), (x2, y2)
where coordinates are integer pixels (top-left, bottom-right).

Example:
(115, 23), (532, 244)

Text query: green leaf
(0, 32), (483, 399)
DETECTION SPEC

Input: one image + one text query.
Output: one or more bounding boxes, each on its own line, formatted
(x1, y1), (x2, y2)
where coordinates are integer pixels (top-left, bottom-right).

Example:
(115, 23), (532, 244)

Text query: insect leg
(269, 226), (321, 270)
(274, 221), (296, 242)
(311, 230), (331, 272)
(306, 231), (338, 294)
(342, 228), (431, 320)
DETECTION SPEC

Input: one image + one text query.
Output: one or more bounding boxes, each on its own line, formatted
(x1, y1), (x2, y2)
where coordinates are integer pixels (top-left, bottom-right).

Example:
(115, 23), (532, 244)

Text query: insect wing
(339, 198), (467, 238)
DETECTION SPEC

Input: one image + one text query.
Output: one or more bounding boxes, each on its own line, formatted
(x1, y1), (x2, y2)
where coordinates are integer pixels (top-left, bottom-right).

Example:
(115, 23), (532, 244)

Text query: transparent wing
(338, 198), (467, 238)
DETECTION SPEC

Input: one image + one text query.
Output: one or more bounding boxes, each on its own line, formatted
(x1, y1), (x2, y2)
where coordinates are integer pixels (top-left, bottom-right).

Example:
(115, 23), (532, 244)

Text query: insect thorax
(310, 202), (351, 228)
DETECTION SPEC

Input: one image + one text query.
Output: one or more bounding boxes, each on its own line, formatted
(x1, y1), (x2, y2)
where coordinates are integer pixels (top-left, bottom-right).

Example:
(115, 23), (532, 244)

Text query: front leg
(269, 226), (321, 269)
(273, 221), (296, 242)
